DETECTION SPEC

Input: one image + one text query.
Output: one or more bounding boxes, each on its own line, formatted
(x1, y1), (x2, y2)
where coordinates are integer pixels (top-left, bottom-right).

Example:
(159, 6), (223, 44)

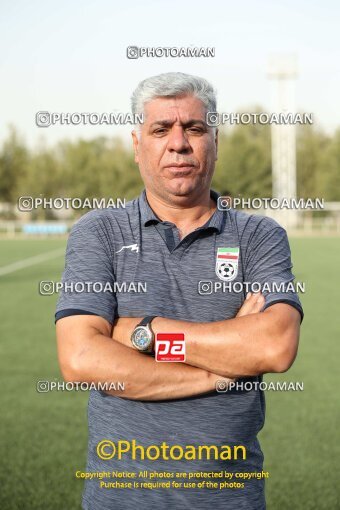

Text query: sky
(1, 0), (339, 148)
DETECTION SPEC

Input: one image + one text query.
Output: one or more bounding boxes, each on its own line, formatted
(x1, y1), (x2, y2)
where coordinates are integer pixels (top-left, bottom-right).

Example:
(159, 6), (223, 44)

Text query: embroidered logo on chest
(215, 247), (239, 281)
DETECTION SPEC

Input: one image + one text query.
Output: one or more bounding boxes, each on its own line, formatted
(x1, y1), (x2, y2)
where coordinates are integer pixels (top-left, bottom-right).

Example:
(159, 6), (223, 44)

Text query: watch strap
(138, 316), (157, 327)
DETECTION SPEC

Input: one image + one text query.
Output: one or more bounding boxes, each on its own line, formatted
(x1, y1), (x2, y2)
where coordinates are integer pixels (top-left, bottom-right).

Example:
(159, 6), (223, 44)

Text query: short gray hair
(131, 72), (217, 121)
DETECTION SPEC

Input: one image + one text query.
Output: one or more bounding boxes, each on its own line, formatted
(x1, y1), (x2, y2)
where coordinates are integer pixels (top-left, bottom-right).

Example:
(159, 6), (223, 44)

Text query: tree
(0, 126), (29, 203)
(213, 116), (272, 198)
(296, 124), (330, 199)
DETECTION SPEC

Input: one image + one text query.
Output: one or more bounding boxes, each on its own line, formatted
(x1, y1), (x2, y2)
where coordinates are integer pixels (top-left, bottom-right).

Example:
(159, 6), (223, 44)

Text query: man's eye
(153, 129), (168, 135)
(187, 127), (203, 134)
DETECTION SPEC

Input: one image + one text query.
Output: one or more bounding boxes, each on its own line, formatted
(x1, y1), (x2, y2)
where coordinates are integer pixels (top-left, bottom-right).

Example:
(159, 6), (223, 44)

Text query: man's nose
(166, 126), (191, 152)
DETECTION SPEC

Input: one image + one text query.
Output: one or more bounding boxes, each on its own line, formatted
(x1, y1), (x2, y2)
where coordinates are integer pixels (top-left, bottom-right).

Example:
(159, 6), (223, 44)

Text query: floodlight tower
(268, 55), (298, 228)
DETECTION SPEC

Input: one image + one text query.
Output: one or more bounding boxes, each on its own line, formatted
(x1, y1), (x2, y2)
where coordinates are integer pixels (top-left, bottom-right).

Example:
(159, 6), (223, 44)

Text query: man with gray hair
(56, 72), (303, 509)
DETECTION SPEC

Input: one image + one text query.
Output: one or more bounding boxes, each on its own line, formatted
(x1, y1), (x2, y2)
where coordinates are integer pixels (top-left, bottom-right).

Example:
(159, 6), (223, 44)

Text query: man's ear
(132, 130), (139, 164)
(215, 128), (219, 161)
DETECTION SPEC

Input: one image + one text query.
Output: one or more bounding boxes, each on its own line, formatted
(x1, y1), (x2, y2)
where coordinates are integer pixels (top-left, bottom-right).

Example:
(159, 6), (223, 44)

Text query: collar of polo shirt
(139, 189), (225, 233)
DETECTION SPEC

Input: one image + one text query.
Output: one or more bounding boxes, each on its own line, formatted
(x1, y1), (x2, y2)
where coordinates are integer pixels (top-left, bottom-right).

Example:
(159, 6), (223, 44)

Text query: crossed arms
(56, 292), (301, 401)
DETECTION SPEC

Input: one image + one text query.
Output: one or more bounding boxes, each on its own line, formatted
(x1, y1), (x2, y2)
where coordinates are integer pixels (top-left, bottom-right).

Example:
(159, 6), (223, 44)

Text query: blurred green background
(1, 122), (340, 219)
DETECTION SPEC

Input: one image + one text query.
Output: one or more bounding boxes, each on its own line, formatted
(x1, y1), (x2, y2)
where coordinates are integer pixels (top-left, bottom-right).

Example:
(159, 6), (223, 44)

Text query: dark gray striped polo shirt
(55, 189), (303, 510)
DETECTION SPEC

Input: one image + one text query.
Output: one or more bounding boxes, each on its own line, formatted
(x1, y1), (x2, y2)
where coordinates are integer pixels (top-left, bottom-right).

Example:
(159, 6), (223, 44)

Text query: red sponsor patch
(155, 333), (185, 362)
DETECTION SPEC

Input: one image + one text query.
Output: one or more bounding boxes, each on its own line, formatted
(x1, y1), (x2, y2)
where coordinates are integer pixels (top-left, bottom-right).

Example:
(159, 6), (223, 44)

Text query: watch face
(131, 326), (152, 351)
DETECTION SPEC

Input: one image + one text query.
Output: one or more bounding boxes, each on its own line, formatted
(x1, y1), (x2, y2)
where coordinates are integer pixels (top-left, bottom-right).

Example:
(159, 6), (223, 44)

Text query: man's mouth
(163, 164), (196, 173)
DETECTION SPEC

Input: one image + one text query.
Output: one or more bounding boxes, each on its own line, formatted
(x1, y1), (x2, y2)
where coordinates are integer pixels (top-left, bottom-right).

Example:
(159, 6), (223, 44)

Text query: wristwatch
(130, 316), (157, 353)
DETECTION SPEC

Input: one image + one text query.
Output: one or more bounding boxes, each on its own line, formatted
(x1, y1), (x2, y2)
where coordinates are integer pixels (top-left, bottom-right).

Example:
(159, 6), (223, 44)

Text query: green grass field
(0, 237), (339, 510)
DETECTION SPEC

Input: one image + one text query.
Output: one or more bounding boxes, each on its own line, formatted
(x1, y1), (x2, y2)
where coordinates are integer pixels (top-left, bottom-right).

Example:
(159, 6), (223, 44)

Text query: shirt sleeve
(55, 213), (117, 325)
(243, 221), (304, 323)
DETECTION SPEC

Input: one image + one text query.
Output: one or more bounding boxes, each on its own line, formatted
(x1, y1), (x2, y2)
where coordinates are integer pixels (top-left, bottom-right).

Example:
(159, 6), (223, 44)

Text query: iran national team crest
(215, 247), (240, 282)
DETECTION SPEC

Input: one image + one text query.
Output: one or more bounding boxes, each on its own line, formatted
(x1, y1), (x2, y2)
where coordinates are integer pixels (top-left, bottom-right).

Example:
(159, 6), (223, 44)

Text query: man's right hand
(236, 292), (265, 317)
